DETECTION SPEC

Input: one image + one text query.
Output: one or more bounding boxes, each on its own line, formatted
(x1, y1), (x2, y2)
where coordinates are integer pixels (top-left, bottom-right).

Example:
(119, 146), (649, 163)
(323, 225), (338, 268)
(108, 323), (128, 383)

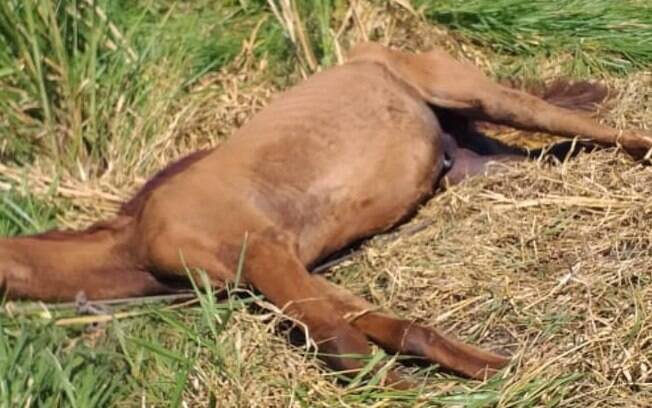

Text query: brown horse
(1, 43), (651, 387)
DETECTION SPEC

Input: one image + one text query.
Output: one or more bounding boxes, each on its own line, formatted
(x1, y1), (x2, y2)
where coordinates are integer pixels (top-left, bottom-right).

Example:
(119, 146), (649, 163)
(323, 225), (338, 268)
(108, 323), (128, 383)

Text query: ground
(0, 1), (651, 406)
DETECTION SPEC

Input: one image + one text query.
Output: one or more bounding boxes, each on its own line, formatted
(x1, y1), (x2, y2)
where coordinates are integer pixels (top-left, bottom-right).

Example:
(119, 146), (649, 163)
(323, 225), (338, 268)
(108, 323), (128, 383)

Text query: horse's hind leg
(242, 233), (411, 388)
(354, 44), (652, 157)
(1, 263), (177, 302)
(310, 275), (509, 379)
(0, 232), (177, 302)
(465, 81), (652, 157)
(445, 66), (652, 157)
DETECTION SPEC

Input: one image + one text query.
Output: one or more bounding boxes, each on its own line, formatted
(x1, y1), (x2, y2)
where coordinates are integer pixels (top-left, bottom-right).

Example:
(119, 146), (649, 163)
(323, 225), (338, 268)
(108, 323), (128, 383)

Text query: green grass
(0, 0), (295, 174)
(0, 287), (256, 406)
(416, 0), (652, 77)
(293, 0), (346, 68)
(0, 318), (128, 407)
(0, 189), (60, 235)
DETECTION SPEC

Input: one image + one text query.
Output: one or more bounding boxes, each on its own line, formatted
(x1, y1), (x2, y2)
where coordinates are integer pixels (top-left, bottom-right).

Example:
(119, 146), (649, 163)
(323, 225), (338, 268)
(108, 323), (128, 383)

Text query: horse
(1, 42), (650, 387)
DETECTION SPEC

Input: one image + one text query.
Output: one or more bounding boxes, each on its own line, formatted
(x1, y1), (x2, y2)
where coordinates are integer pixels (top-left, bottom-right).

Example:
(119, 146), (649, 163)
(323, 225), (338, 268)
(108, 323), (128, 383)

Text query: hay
(333, 149), (652, 405)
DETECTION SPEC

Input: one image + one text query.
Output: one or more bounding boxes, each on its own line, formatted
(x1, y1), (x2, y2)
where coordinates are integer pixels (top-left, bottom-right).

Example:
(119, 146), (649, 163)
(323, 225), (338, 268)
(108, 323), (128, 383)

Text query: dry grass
(349, 148), (652, 406)
(2, 1), (651, 406)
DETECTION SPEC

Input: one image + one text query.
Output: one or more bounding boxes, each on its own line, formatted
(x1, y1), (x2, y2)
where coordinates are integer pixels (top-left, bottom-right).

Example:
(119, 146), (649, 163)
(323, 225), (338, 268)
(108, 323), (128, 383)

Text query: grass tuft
(415, 0), (652, 76)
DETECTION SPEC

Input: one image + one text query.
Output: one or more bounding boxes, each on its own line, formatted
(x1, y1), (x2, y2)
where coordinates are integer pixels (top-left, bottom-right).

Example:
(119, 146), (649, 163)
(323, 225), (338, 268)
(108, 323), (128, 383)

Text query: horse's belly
(295, 128), (444, 265)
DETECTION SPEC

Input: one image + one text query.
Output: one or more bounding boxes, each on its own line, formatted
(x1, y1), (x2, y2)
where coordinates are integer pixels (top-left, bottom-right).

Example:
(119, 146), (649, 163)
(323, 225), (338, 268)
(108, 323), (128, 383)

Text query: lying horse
(1, 43), (651, 387)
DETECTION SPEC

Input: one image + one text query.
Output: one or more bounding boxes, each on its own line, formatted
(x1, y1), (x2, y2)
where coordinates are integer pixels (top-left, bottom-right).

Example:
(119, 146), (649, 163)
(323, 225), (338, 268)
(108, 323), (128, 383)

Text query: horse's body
(2, 43), (651, 387)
